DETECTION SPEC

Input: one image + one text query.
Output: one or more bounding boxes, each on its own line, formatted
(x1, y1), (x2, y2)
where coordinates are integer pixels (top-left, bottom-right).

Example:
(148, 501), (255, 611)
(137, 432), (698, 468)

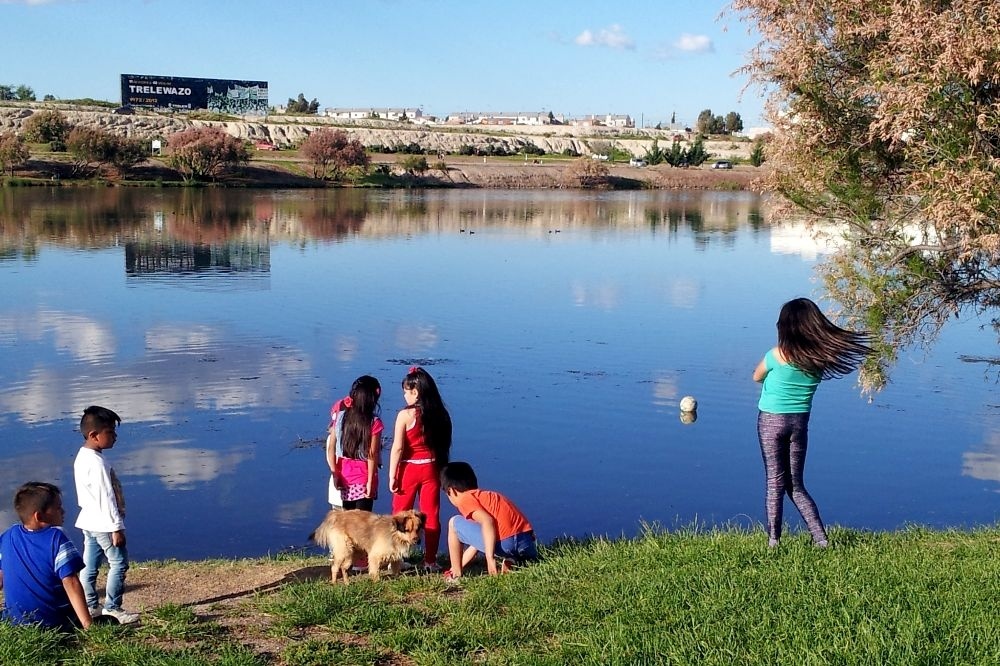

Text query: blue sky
(2, 0), (766, 128)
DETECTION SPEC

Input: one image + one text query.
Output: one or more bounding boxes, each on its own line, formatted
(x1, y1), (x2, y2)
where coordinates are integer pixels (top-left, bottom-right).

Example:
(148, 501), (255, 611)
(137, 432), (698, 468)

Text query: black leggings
(342, 498), (373, 511)
(756, 411), (827, 543)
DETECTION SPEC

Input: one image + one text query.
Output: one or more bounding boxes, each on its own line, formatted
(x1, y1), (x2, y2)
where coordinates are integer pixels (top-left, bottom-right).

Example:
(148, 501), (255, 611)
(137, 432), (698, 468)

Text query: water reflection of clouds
(120, 440), (251, 490)
(570, 280), (621, 310)
(652, 374), (680, 407)
(664, 278), (699, 309)
(769, 223), (842, 260)
(1, 310), (116, 363)
(275, 498), (313, 526)
(334, 335), (358, 363)
(1, 315), (314, 426)
(962, 430), (1000, 488)
(394, 324), (439, 353)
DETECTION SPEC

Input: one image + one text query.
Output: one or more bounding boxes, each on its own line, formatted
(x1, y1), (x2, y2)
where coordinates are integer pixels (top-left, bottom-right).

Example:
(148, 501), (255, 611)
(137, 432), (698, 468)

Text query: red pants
(391, 462), (440, 564)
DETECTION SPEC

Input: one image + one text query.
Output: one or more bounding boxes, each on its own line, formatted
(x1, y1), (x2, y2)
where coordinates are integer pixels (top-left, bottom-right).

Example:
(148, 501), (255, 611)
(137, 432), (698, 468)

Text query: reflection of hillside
(0, 189), (770, 248)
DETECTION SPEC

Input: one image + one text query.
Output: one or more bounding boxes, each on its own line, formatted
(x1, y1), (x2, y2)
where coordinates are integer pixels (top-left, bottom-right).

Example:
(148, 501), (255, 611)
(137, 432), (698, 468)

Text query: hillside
(1, 102), (763, 189)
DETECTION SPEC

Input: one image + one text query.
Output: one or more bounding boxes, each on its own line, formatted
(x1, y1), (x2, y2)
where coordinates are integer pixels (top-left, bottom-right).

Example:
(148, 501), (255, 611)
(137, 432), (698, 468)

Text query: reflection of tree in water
(0, 189), (768, 247)
(290, 191), (369, 239)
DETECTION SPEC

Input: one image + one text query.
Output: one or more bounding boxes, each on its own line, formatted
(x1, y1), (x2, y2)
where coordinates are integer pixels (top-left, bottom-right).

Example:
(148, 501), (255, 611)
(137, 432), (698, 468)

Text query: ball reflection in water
(679, 410), (697, 425)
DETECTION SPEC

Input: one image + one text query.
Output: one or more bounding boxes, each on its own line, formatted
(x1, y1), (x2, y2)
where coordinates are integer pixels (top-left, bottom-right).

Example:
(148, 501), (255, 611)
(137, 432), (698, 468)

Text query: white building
(323, 107), (423, 121)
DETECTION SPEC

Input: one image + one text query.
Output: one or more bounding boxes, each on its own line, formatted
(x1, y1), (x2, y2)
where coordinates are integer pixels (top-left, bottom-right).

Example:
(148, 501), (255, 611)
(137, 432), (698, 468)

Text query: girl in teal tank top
(752, 298), (872, 548)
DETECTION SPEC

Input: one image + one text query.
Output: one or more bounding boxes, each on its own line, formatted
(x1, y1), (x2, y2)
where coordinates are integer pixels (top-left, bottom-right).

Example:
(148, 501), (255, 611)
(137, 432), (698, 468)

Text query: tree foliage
(286, 93), (319, 115)
(65, 127), (145, 177)
(733, 0), (1000, 390)
(66, 126), (114, 176)
(0, 133), (30, 176)
(725, 111), (743, 134)
(22, 110), (69, 144)
(166, 127), (249, 182)
(749, 139), (766, 167)
(299, 129), (370, 180)
(645, 139), (666, 165)
(398, 154), (429, 175)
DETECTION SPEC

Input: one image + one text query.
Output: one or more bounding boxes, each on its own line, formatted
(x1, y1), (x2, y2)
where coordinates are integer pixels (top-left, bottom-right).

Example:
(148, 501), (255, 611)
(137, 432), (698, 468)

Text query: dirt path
(124, 558), (330, 613)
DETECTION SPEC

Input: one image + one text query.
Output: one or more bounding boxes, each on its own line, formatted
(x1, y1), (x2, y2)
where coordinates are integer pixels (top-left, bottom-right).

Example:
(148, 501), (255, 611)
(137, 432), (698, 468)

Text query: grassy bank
(2, 526), (997, 665)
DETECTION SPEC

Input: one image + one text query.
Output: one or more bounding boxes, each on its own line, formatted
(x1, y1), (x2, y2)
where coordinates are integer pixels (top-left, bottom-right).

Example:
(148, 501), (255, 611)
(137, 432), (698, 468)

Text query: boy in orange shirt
(440, 462), (537, 582)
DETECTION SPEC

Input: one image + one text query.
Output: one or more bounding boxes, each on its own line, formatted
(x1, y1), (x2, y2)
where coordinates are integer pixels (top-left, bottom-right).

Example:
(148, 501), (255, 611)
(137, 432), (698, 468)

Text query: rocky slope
(0, 102), (754, 161)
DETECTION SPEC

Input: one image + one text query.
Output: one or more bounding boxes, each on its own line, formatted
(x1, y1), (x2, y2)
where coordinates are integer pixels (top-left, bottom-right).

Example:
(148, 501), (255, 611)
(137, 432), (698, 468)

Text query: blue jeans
(452, 517), (538, 563)
(81, 530), (130, 611)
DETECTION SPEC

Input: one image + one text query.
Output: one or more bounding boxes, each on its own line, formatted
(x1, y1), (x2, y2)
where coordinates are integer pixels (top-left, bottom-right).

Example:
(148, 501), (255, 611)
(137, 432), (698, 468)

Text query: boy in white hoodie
(73, 405), (138, 624)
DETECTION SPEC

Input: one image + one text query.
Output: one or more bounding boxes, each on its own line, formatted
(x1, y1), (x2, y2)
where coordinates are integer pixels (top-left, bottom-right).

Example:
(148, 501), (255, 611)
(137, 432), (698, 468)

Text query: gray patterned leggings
(757, 411), (827, 544)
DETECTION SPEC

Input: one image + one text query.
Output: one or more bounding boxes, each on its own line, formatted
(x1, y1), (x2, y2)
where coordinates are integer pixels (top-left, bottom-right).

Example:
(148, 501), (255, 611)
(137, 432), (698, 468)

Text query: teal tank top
(757, 348), (820, 414)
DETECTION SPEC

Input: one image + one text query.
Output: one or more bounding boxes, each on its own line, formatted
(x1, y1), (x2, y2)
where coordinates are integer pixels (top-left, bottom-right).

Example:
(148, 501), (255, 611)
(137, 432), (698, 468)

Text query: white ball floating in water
(679, 396), (698, 412)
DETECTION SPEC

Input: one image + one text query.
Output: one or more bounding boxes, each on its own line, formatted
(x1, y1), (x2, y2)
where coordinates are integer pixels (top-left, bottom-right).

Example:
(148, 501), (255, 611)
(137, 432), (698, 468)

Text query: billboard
(120, 74), (268, 115)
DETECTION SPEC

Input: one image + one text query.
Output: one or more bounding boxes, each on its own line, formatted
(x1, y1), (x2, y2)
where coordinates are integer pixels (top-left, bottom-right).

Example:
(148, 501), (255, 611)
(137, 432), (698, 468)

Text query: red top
(401, 408), (434, 460)
(452, 489), (533, 540)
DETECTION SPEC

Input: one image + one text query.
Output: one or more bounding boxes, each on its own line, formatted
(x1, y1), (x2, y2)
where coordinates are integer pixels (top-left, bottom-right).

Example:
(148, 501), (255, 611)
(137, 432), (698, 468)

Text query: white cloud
(574, 24), (635, 50)
(674, 33), (714, 54)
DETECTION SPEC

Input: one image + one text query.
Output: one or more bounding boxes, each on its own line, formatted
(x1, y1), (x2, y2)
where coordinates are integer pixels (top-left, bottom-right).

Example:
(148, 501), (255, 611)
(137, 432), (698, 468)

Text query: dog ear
(392, 514), (409, 533)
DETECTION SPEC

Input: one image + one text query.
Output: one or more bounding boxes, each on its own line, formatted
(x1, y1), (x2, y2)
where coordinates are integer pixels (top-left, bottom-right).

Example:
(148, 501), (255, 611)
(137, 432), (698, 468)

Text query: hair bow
(342, 396), (353, 409)
(408, 366), (420, 374)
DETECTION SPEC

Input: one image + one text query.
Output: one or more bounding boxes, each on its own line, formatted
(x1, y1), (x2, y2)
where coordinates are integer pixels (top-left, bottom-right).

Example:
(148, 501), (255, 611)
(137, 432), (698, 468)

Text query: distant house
(445, 111), (553, 126)
(605, 114), (634, 128)
(323, 107), (422, 121)
(569, 115), (602, 127)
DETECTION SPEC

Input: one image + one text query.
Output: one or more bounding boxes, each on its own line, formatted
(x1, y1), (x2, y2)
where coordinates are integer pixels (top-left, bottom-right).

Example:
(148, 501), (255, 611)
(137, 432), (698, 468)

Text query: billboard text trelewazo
(120, 74), (268, 115)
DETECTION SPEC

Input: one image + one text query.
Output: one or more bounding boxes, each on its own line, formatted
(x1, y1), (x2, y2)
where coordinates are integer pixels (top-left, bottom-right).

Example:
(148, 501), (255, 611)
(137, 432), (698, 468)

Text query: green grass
(1, 527), (997, 665)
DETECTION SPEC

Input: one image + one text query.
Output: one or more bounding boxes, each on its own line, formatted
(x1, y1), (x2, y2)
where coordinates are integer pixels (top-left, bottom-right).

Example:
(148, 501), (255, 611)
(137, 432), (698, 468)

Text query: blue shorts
(451, 516), (538, 563)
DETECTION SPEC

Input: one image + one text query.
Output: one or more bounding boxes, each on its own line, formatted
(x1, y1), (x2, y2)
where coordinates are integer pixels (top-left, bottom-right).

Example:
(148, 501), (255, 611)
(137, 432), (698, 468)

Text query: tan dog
(309, 509), (425, 584)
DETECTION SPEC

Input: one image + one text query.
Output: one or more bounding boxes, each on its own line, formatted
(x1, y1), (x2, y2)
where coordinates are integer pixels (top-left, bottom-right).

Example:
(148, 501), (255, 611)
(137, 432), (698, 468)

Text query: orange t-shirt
(452, 489), (532, 540)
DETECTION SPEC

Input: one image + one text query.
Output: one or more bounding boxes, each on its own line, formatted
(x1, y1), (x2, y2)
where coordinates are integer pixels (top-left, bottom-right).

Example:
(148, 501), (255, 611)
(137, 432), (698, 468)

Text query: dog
(308, 509), (425, 584)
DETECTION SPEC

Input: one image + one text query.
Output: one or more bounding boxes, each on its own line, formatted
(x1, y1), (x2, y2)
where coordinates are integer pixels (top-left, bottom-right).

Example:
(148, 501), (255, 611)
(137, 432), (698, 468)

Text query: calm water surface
(0, 188), (996, 560)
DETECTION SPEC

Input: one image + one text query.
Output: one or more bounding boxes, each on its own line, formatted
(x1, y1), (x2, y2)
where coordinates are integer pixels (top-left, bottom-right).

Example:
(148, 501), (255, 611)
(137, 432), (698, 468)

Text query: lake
(0, 187), (996, 561)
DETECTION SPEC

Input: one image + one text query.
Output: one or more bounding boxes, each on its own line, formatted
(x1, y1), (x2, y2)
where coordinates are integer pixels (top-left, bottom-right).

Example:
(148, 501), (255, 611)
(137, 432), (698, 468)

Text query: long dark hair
(402, 367), (452, 466)
(777, 298), (872, 379)
(341, 375), (381, 460)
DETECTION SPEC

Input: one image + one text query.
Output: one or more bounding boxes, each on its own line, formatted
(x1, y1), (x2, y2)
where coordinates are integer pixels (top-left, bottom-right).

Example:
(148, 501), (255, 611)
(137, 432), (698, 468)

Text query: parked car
(712, 160), (733, 169)
(629, 158), (647, 167)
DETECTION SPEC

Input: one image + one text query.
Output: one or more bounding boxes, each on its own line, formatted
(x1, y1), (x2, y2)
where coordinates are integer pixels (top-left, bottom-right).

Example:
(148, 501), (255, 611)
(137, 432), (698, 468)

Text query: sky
(2, 0), (767, 129)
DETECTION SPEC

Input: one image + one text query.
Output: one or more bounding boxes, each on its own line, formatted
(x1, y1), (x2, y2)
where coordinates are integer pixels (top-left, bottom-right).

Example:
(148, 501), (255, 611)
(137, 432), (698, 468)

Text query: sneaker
(442, 569), (461, 586)
(351, 563), (369, 573)
(102, 607), (140, 625)
(814, 539), (830, 549)
(499, 558), (515, 574)
(399, 560), (416, 572)
(422, 562), (442, 574)
(88, 606), (102, 619)
(768, 538), (780, 549)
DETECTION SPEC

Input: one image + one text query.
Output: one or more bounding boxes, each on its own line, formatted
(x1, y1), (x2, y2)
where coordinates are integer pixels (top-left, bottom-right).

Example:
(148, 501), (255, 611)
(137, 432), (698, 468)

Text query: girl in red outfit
(389, 366), (452, 571)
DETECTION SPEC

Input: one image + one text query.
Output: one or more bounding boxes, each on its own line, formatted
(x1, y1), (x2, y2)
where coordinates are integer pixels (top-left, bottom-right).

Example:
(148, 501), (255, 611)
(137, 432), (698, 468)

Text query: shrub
(166, 127), (250, 182)
(22, 110), (69, 144)
(0, 133), (30, 175)
(398, 155), (428, 175)
(300, 129), (370, 180)
(564, 157), (609, 188)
